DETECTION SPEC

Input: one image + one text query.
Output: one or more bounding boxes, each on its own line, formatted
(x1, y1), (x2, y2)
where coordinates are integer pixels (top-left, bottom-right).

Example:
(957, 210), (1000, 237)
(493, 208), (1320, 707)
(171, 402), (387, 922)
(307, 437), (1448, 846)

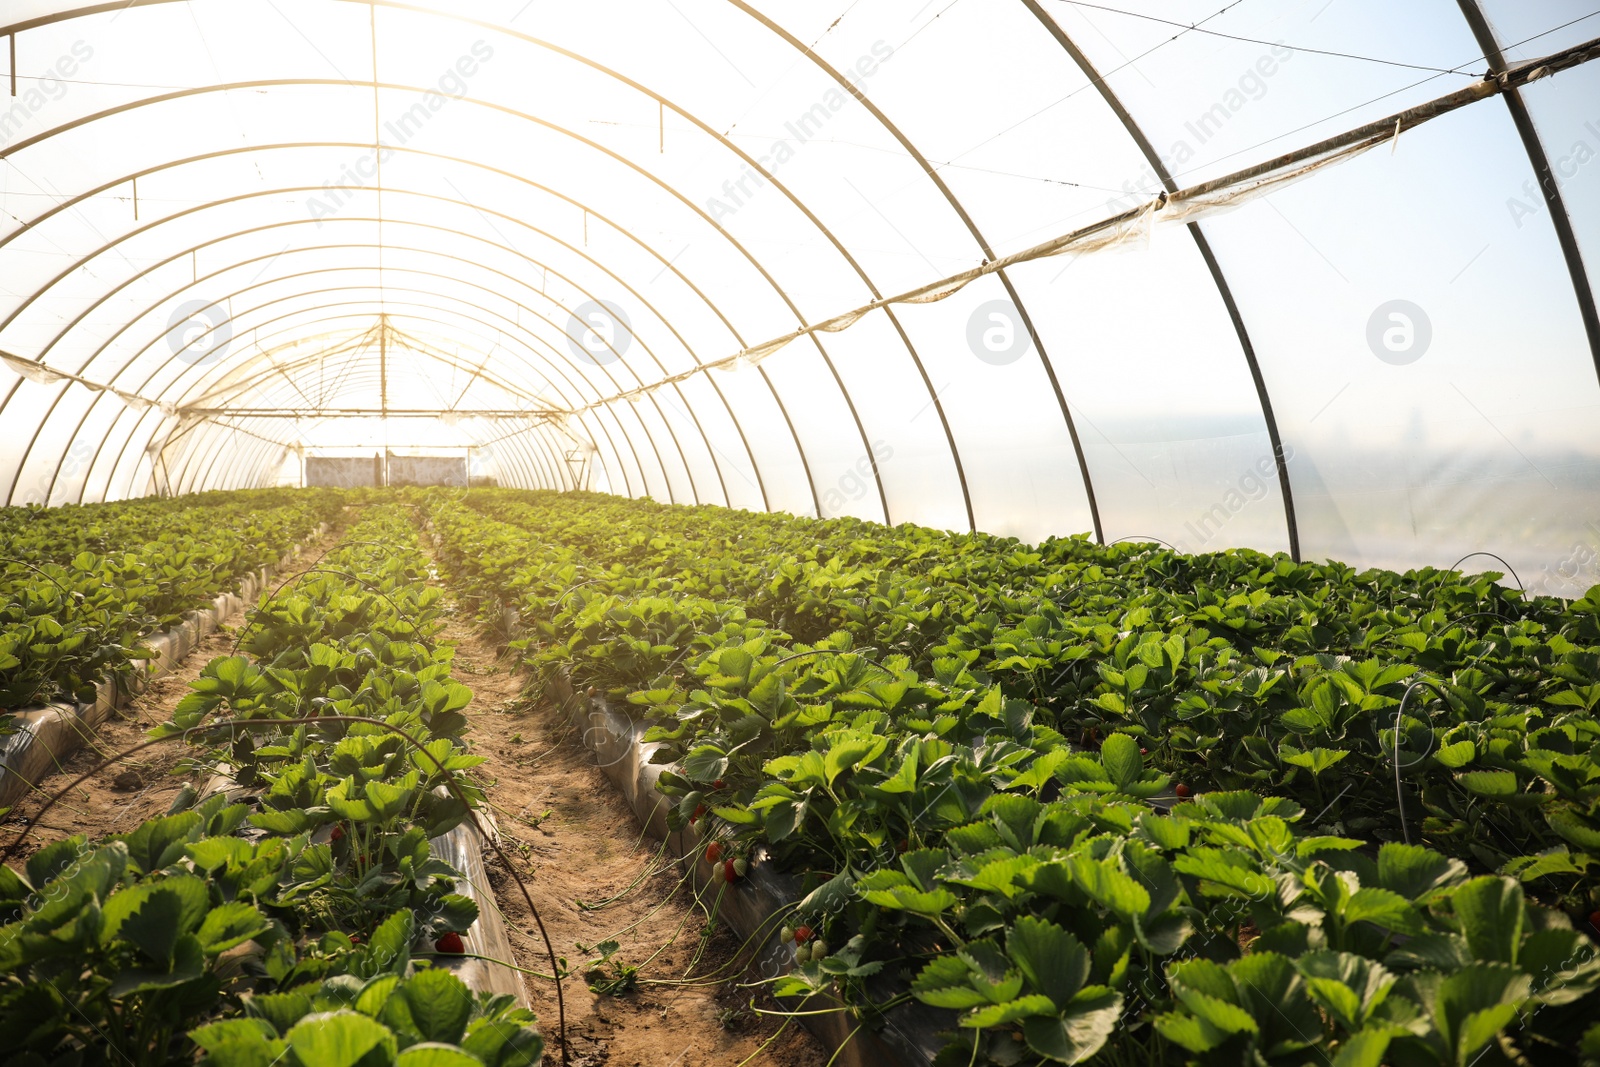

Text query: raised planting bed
(0, 524), (326, 811)
(202, 763), (530, 1009)
(0, 503), (547, 1065)
(548, 671), (947, 1067)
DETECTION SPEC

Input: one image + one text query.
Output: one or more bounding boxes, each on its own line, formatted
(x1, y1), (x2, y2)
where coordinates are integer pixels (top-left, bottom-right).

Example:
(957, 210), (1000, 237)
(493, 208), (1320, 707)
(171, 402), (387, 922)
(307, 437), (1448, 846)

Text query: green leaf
(107, 933), (206, 996)
(1172, 848), (1273, 899)
(1068, 856), (1150, 921)
(196, 900), (271, 956)
(1428, 963), (1529, 1065)
(364, 909), (413, 975)
(245, 990), (313, 1035)
(823, 732), (886, 786)
(681, 745), (729, 783)
(358, 976), (402, 1019)
(101, 876), (209, 959)
(187, 836), (254, 871)
(1154, 1011), (1230, 1053)
(1282, 746), (1350, 774)
(118, 813), (201, 873)
(1449, 877), (1522, 965)
(962, 995), (1057, 1028)
(394, 1045), (483, 1067)
(1331, 1029), (1393, 1067)
(1546, 807), (1600, 850)
(913, 955), (987, 1009)
(1021, 987), (1123, 1064)
(1007, 915), (1089, 1007)
(1456, 769), (1519, 798)
(1376, 843), (1467, 903)
(286, 1010), (398, 1067)
(364, 779), (412, 821)
(25, 836), (86, 888)
(1099, 734), (1142, 790)
(1343, 888), (1423, 936)
(1296, 951), (1395, 1032)
(429, 894), (479, 934)
(403, 969), (473, 1045)
(188, 1018), (285, 1067)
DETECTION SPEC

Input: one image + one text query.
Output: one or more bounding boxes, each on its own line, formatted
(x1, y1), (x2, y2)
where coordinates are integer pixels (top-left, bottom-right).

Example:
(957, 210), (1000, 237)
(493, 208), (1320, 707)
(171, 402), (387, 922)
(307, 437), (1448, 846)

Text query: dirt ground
(1, 525), (347, 860)
(437, 600), (827, 1067)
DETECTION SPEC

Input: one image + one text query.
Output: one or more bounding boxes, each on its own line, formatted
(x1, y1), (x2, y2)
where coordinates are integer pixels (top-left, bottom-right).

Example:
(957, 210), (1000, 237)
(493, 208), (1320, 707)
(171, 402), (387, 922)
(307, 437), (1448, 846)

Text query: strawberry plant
(423, 487), (1600, 1064)
(3, 501), (543, 1065)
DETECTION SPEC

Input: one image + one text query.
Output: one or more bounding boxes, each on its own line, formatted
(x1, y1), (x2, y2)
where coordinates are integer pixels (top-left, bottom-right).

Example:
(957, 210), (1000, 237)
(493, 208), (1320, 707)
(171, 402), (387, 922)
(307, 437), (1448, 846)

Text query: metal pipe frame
(1, 1), (1594, 553)
(86, 301), (630, 506)
(7, 216), (721, 507)
(9, 216), (702, 512)
(1019, 0), (1301, 560)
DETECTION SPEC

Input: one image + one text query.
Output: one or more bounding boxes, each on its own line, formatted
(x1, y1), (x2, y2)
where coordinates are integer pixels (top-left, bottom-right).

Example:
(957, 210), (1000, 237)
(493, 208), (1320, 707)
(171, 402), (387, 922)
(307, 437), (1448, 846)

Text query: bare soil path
(435, 594), (827, 1067)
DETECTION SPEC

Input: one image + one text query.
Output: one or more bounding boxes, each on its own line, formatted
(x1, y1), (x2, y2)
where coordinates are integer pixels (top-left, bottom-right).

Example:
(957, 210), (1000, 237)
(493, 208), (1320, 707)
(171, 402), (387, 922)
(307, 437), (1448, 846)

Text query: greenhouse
(3, 1), (1600, 1065)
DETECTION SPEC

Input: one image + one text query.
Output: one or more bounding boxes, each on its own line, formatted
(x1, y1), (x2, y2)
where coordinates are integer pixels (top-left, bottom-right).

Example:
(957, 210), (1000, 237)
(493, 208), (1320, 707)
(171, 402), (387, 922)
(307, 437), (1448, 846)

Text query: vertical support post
(659, 101), (664, 153)
(8, 36), (15, 97)
(379, 315), (388, 417)
(132, 176), (138, 221)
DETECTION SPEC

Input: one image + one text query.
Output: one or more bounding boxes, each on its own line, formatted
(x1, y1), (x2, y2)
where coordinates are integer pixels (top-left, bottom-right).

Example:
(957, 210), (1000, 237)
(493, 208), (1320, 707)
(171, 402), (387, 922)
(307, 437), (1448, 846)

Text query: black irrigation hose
(767, 646), (879, 671)
(1, 712), (573, 1067)
(1447, 551), (1526, 594)
(1391, 677), (1451, 846)
(1107, 535), (1181, 553)
(0, 555), (76, 597)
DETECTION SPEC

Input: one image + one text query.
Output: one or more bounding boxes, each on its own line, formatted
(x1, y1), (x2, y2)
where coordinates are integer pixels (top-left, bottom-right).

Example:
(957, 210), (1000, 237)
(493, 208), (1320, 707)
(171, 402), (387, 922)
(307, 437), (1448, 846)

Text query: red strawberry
(1588, 909), (1600, 930)
(712, 779), (726, 790)
(330, 824), (345, 841)
(1175, 783), (1192, 798)
(705, 842), (723, 865)
(896, 838), (909, 853)
(723, 859), (738, 884)
(435, 932), (465, 954)
(794, 924), (813, 944)
(1139, 748), (1148, 755)
(349, 932), (362, 945)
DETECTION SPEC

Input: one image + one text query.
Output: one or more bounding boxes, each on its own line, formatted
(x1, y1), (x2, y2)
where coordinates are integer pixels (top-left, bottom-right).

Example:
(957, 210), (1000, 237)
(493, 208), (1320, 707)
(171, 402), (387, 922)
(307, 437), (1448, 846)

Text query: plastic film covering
(0, 1), (1594, 592)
